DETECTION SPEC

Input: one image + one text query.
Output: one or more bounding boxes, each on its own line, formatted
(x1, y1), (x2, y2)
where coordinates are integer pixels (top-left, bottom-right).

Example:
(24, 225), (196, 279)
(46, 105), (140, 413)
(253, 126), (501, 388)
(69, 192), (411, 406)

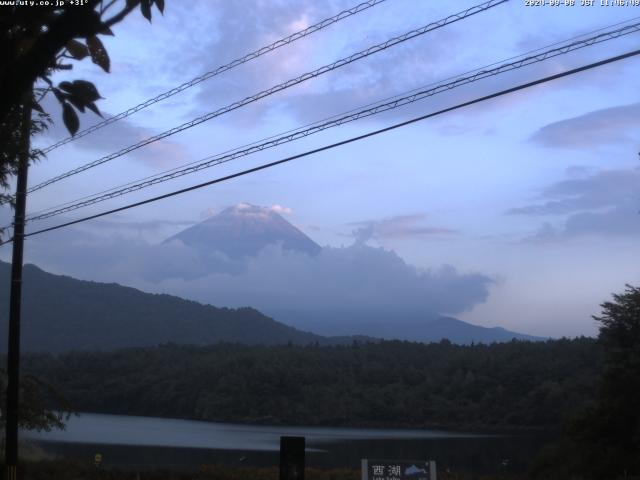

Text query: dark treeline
(21, 338), (600, 431)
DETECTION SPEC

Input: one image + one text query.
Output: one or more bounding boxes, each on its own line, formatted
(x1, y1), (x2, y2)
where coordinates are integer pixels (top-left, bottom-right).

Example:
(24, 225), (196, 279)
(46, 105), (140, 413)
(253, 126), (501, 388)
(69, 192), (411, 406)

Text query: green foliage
(0, 0), (165, 220)
(65, 39), (90, 60)
(532, 285), (640, 479)
(0, 100), (49, 208)
(18, 338), (601, 432)
(60, 101), (79, 135)
(0, 368), (73, 432)
(572, 285), (640, 477)
(0, 0), (165, 126)
(595, 284), (640, 355)
(86, 35), (110, 72)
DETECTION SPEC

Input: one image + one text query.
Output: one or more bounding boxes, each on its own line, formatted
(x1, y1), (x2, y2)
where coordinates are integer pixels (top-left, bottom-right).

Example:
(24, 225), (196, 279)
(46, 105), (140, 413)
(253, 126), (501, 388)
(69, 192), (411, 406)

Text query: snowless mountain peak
(165, 203), (321, 258)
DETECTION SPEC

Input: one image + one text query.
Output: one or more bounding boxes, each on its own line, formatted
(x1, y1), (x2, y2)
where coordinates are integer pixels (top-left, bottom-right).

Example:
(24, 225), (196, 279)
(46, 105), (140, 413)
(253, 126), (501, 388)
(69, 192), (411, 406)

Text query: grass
(3, 459), (537, 480)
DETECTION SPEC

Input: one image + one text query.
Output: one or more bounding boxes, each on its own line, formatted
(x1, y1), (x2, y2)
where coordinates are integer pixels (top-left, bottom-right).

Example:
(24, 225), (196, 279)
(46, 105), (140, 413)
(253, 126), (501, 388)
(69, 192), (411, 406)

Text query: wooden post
(5, 93), (32, 480)
(279, 436), (305, 480)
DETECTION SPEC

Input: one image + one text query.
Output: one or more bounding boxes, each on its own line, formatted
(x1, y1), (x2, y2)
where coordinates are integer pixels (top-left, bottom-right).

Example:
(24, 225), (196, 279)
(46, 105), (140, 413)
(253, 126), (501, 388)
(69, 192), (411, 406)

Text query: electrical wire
(24, 14), (640, 220)
(40, 0), (390, 155)
(21, 19), (640, 224)
(1, 47), (635, 246)
(22, 0), (507, 197)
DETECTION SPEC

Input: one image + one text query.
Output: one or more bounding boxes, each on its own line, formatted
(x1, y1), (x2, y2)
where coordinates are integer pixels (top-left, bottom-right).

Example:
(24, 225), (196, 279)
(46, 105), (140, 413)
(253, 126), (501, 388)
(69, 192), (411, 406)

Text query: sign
(94, 453), (102, 467)
(361, 459), (436, 480)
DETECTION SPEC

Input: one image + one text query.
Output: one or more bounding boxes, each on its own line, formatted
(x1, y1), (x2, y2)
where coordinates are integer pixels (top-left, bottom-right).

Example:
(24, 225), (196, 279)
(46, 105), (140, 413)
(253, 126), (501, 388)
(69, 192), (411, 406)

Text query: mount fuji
(159, 204), (543, 344)
(164, 203), (321, 259)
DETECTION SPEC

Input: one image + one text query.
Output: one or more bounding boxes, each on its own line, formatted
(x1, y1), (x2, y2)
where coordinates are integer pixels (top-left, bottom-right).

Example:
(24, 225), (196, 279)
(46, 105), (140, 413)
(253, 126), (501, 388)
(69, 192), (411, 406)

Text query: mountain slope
(270, 310), (544, 344)
(164, 204), (321, 258)
(0, 262), (332, 352)
(0, 260), (542, 352)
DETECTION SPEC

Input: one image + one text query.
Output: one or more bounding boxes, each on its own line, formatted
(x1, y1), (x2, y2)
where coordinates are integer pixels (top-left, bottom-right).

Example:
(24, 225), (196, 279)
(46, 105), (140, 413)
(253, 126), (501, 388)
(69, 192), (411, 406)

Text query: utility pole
(5, 92), (32, 480)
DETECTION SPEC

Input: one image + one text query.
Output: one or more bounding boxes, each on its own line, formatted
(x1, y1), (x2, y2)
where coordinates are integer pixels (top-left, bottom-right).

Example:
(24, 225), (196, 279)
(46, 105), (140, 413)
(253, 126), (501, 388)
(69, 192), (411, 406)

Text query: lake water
(22, 413), (550, 474)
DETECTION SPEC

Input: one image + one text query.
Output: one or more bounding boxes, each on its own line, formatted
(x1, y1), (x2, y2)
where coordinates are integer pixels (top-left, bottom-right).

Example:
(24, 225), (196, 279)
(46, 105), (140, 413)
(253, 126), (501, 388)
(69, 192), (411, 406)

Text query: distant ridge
(0, 260), (541, 352)
(164, 203), (321, 258)
(270, 310), (545, 344)
(159, 203), (542, 344)
(0, 261), (361, 353)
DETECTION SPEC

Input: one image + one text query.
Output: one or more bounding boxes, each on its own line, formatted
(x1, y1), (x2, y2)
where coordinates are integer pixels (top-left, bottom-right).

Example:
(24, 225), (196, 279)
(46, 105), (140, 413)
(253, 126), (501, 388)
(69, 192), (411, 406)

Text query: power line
(24, 14), (640, 221)
(17, 14), (640, 225)
(40, 0), (390, 155)
(22, 0), (507, 197)
(28, 15), (640, 225)
(4, 47), (637, 245)
(22, 20), (640, 224)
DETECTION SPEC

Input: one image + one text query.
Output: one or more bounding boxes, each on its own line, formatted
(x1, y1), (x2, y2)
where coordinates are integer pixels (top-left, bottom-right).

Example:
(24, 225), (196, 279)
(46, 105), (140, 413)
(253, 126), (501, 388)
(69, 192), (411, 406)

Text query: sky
(2, 0), (639, 338)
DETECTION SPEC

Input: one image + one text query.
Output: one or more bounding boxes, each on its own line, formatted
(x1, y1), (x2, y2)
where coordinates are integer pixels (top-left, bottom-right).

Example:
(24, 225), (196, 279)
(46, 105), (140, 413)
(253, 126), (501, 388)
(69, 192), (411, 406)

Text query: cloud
(34, 94), (190, 168)
(528, 206), (640, 242)
(186, 0), (484, 128)
(509, 167), (640, 240)
(530, 103), (640, 149)
(82, 218), (197, 239)
(88, 218), (196, 230)
(349, 214), (457, 244)
(13, 217), (491, 321)
(154, 244), (493, 317)
(564, 165), (594, 178)
(525, 222), (560, 243)
(9, 223), (245, 281)
(269, 204), (293, 215)
(176, 245), (492, 315)
(508, 167), (640, 216)
(200, 207), (217, 219)
(180, 0), (638, 133)
(563, 206), (640, 237)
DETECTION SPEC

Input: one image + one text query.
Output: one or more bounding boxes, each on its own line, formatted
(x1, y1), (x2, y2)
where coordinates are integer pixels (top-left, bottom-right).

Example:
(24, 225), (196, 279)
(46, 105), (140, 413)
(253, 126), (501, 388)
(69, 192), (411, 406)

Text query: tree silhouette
(0, 0), (165, 205)
(562, 285), (640, 479)
(0, 368), (73, 432)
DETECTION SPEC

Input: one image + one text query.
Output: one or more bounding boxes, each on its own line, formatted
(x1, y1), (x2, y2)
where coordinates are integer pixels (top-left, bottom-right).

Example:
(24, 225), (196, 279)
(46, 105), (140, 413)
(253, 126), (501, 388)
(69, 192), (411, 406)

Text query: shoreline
(55, 410), (558, 436)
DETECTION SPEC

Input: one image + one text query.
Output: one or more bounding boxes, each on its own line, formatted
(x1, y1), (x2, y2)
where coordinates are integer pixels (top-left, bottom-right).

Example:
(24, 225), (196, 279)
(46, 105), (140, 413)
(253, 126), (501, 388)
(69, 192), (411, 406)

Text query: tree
(0, 368), (73, 433)
(530, 286), (639, 479)
(0, 101), (48, 209)
(0, 0), (166, 437)
(0, 0), (165, 205)
(587, 285), (640, 474)
(563, 285), (640, 478)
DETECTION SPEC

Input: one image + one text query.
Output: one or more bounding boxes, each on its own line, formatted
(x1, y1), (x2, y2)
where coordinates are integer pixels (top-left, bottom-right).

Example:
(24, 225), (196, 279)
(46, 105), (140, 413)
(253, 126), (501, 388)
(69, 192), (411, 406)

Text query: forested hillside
(0, 261), (538, 350)
(0, 262), (334, 351)
(21, 338), (601, 431)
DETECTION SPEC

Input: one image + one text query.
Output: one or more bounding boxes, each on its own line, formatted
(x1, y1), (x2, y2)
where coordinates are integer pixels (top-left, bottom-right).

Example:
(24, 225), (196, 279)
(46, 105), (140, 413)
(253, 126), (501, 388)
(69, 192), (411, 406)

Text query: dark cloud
(530, 103), (640, 149)
(527, 205), (640, 242)
(159, 244), (493, 317)
(509, 167), (640, 240)
(350, 214), (457, 244)
(12, 217), (491, 319)
(563, 206), (640, 236)
(508, 167), (640, 216)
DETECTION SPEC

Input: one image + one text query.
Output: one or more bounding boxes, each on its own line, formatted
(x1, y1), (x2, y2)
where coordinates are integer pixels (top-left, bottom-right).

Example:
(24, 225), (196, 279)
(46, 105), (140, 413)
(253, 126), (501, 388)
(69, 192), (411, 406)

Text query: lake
(22, 413), (550, 475)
